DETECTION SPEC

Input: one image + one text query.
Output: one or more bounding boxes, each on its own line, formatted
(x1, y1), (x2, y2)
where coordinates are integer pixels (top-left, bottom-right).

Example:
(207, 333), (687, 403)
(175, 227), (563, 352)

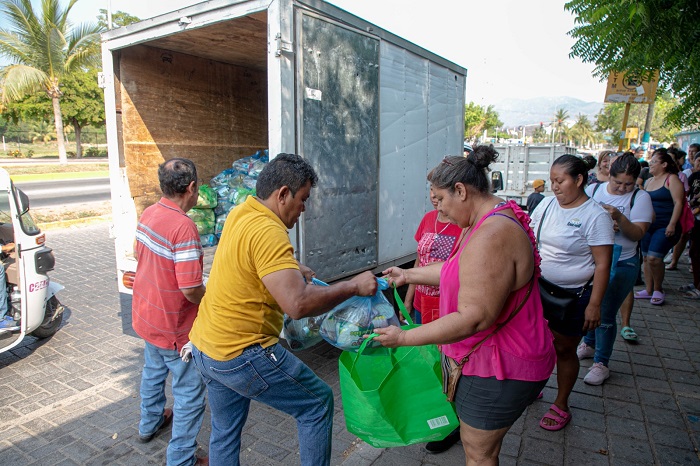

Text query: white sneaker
(583, 362), (610, 385)
(663, 251), (673, 264)
(577, 342), (595, 360)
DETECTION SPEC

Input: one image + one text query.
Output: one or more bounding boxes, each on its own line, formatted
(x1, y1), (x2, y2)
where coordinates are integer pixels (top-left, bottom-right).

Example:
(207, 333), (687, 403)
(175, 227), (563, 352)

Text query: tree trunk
(51, 96), (67, 164)
(73, 118), (83, 158)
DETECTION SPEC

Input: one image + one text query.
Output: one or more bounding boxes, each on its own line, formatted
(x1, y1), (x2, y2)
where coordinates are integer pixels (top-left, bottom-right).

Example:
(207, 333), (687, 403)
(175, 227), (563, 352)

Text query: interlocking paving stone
(1, 223), (700, 465)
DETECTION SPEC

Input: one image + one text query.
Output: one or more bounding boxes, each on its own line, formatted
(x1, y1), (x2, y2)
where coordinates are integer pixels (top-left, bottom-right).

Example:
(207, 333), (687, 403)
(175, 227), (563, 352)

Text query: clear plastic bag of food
(215, 215), (227, 238)
(229, 187), (255, 206)
(200, 234), (218, 247)
(211, 168), (236, 187)
(319, 278), (399, 352)
(283, 278), (328, 351)
(187, 208), (215, 235)
(214, 199), (233, 216)
(196, 185), (218, 209)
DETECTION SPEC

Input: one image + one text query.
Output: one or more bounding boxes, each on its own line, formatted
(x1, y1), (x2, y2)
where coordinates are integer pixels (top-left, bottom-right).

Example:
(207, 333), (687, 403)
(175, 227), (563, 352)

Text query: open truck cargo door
(296, 11), (380, 281)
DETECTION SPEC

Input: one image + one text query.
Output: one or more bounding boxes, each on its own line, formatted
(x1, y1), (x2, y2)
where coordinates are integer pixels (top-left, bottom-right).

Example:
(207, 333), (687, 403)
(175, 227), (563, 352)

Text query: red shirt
(413, 210), (462, 322)
(132, 198), (203, 350)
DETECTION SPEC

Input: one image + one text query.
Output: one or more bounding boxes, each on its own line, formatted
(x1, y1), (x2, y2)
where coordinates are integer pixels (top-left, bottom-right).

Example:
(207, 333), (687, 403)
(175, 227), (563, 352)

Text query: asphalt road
(14, 178), (110, 209)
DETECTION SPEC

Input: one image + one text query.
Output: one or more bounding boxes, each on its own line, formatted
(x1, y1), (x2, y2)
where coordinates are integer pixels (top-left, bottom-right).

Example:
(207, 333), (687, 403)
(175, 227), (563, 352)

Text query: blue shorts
(641, 225), (681, 259)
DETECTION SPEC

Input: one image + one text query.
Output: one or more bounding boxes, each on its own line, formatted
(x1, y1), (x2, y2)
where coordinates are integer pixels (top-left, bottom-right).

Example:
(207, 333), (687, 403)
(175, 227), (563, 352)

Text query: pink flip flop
(539, 404), (571, 431)
(634, 290), (652, 299)
(650, 291), (665, 305)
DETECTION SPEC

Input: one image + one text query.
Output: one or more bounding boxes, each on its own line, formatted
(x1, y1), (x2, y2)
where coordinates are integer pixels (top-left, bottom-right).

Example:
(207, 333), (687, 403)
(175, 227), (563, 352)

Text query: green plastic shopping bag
(338, 287), (459, 447)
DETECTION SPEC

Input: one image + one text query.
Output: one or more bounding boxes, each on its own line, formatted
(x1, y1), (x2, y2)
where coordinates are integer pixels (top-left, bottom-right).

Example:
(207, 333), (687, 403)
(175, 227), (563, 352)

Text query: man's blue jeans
(191, 342), (333, 466)
(140, 341), (206, 466)
(583, 253), (640, 366)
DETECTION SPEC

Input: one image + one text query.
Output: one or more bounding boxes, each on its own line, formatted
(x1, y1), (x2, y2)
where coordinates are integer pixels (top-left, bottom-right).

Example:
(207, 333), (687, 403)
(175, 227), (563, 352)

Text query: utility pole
(617, 103), (631, 152)
(107, 0), (113, 30)
(641, 102), (655, 153)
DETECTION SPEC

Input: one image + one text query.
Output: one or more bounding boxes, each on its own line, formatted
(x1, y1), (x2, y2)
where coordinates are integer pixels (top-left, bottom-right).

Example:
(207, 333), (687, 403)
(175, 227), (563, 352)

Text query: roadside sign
(604, 71), (659, 104)
(625, 127), (639, 139)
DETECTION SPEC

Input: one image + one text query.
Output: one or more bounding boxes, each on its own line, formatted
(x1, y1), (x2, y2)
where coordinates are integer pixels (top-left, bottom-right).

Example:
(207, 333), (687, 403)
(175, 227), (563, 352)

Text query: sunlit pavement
(0, 223), (698, 465)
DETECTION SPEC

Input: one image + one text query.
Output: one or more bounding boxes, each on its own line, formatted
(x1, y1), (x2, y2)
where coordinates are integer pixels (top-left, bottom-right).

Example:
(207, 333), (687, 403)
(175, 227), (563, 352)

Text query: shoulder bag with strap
(442, 276), (534, 402)
(536, 199), (593, 322)
(441, 207), (536, 402)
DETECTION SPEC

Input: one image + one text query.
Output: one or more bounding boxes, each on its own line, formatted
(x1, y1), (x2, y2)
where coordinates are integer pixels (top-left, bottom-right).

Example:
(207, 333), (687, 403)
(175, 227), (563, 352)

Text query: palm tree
(553, 108), (569, 143)
(569, 114), (597, 149)
(0, 0), (102, 164)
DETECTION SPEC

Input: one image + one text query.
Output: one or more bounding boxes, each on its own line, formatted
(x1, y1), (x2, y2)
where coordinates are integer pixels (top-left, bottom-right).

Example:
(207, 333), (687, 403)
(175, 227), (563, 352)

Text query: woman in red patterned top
(404, 171), (463, 324)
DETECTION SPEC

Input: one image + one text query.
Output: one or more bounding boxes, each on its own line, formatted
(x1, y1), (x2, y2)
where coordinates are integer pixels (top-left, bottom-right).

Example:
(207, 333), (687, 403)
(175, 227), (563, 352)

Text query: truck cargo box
(101, 0), (466, 292)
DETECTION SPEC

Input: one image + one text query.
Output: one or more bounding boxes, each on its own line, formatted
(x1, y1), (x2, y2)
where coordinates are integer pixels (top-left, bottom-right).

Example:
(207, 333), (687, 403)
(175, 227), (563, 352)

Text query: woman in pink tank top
(375, 146), (555, 465)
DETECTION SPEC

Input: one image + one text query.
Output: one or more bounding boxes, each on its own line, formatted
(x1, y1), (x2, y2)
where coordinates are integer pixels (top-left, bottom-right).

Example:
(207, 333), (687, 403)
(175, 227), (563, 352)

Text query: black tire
(31, 296), (63, 339)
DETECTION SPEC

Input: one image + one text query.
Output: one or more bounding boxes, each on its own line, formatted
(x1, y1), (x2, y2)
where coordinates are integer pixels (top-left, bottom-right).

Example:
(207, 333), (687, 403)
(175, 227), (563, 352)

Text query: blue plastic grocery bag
(319, 278), (400, 351)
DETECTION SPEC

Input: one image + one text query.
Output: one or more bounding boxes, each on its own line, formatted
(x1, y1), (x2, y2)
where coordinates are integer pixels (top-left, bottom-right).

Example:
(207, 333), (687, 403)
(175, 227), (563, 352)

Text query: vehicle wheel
(31, 296), (63, 339)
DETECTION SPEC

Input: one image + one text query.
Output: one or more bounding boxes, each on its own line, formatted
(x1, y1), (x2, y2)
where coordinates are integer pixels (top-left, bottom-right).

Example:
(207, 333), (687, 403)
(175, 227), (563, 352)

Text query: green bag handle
(350, 283), (415, 369)
(393, 283), (414, 326)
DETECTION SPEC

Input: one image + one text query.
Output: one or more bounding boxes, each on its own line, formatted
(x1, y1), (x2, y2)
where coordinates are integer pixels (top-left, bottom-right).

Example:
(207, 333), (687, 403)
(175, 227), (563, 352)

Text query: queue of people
(130, 146), (695, 466)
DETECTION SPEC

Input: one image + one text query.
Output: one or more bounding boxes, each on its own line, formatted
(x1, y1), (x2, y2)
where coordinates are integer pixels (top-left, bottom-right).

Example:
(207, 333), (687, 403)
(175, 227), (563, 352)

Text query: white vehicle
(0, 168), (65, 354)
(100, 0), (467, 294)
(490, 144), (577, 208)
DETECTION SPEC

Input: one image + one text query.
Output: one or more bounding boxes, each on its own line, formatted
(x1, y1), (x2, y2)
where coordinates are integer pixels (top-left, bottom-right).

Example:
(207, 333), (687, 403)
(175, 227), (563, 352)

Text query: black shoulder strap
(592, 182), (602, 199)
(630, 188), (639, 210)
(536, 199), (554, 246)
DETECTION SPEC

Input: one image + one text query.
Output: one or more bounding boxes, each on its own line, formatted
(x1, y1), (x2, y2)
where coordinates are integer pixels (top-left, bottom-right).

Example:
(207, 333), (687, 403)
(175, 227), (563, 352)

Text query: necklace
(434, 213), (451, 239)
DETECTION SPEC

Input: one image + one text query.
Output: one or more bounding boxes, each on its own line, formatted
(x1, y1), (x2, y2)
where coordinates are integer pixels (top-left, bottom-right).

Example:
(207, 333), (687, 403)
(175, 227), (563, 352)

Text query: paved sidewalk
(0, 224), (699, 465)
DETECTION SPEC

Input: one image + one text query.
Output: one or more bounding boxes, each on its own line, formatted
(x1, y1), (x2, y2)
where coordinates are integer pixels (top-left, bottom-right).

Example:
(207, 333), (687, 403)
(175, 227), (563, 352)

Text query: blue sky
(6, 0), (608, 105)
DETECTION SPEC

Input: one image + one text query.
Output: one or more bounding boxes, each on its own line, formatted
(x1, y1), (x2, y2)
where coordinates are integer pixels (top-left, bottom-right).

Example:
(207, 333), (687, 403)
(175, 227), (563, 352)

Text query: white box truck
(100, 0), (467, 293)
(490, 144), (577, 208)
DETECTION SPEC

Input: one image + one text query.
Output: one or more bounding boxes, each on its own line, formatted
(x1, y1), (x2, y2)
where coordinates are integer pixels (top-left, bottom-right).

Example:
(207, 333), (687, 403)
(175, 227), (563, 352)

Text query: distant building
(676, 130), (700, 151)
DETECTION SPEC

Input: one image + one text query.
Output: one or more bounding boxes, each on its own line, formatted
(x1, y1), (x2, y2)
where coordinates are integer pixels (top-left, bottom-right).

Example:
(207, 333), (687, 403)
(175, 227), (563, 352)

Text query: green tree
(565, 0), (700, 128)
(532, 124), (548, 143)
(553, 108), (569, 143)
(0, 0), (102, 163)
(568, 114), (597, 148)
(464, 102), (503, 141)
(97, 9), (140, 30)
(595, 93), (681, 143)
(1, 67), (104, 157)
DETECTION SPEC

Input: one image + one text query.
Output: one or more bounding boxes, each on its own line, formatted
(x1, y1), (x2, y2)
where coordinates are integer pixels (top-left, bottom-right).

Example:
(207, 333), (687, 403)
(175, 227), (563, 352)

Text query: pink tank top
(439, 201), (555, 381)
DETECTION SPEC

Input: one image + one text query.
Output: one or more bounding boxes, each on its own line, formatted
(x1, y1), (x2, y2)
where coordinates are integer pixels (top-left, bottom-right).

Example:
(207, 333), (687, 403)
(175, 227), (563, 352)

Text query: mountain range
(492, 96), (605, 128)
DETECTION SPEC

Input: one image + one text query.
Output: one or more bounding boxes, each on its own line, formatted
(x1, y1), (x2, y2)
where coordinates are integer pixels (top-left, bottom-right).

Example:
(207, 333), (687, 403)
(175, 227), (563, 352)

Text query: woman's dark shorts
(641, 225), (681, 259)
(546, 287), (592, 337)
(454, 375), (548, 430)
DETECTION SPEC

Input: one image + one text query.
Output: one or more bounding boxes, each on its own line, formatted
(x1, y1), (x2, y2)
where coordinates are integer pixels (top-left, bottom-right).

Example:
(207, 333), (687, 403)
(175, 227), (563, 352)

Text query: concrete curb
(10, 171), (109, 182)
(38, 214), (111, 231)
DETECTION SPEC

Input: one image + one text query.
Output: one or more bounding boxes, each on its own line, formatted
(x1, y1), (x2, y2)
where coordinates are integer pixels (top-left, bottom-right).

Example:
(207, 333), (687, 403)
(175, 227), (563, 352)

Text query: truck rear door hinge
(275, 33), (293, 57)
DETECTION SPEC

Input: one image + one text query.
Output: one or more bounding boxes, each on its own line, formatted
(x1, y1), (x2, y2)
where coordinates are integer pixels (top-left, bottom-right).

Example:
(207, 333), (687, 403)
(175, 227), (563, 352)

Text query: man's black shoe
(425, 427), (460, 454)
(138, 408), (173, 443)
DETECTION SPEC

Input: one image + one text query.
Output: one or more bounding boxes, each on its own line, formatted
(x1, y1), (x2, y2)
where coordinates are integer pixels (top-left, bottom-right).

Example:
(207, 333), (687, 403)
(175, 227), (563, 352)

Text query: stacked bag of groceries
(189, 150), (269, 247)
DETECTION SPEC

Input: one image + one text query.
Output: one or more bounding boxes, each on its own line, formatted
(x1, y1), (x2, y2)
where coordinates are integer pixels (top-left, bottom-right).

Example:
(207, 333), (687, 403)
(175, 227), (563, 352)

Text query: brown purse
(441, 276), (535, 402)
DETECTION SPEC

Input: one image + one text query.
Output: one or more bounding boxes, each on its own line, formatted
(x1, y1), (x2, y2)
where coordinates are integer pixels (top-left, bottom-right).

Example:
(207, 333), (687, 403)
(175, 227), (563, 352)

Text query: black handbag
(535, 200), (592, 322)
(538, 276), (590, 322)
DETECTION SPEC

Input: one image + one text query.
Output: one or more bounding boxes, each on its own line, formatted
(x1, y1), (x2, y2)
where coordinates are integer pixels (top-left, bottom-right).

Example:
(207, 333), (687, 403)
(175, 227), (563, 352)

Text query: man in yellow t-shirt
(189, 153), (377, 466)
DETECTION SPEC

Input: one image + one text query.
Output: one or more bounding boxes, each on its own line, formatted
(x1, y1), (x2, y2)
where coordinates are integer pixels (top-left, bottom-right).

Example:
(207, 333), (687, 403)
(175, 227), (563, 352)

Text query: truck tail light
(122, 271), (136, 289)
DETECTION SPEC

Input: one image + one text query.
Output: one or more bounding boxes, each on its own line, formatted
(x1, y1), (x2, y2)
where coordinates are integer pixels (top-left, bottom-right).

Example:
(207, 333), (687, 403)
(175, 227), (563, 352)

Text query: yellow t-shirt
(189, 196), (299, 361)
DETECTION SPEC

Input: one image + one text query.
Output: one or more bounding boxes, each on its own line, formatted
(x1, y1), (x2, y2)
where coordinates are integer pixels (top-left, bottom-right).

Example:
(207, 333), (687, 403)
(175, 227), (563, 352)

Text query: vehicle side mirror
(491, 171), (503, 193)
(17, 188), (30, 214)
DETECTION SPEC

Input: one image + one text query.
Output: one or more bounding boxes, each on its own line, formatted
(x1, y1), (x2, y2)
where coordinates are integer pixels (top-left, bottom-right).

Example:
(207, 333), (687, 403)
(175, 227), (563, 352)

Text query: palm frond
(0, 63), (48, 102)
(0, 31), (32, 63)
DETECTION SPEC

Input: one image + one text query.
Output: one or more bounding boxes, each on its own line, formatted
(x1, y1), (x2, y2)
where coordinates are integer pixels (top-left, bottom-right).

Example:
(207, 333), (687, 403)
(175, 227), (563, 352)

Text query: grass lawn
(4, 163), (109, 182)
(2, 163), (108, 176)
